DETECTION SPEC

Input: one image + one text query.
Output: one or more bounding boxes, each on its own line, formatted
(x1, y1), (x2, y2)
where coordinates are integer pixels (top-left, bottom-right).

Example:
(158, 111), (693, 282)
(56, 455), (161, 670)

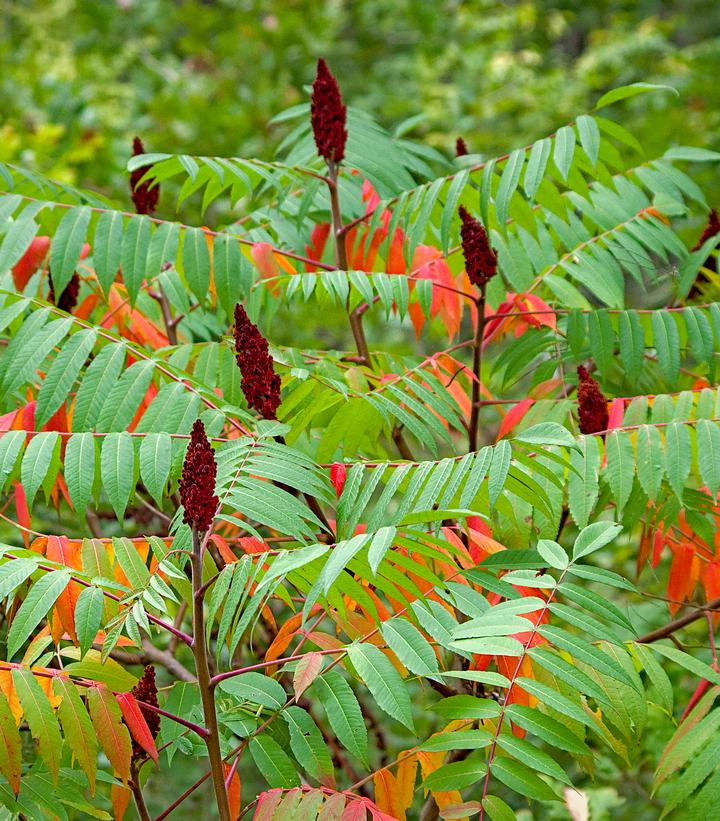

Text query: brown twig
(637, 597), (720, 644)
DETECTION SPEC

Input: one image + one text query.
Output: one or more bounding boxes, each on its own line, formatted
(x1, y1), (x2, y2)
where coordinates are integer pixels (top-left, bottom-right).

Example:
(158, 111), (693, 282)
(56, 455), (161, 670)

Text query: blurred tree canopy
(2, 0), (719, 212)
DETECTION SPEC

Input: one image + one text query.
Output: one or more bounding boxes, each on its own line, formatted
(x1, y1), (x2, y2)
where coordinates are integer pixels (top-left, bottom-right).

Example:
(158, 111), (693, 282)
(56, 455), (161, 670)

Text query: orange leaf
(374, 769), (402, 819)
(667, 544), (696, 614)
(0, 672), (22, 726)
(396, 752), (419, 815)
(223, 763), (241, 818)
(416, 749), (463, 815)
(116, 692), (158, 763)
(46, 535), (81, 644)
(87, 685), (132, 782)
(111, 784), (132, 821)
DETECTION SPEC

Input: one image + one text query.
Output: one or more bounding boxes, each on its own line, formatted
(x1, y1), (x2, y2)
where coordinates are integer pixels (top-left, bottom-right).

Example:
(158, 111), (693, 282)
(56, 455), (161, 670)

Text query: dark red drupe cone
(311, 58), (347, 164)
(455, 137), (468, 157)
(179, 419), (219, 533)
(130, 665), (160, 761)
(130, 137), (159, 215)
(233, 304), (281, 420)
(692, 208), (720, 252)
(459, 205), (498, 289)
(49, 271), (80, 313)
(577, 365), (609, 435)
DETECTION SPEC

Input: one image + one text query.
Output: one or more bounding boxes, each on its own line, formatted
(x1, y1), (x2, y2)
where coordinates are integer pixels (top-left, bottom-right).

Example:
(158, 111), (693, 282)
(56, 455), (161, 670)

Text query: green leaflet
(182, 225), (211, 302)
(100, 432), (135, 519)
(283, 706), (333, 781)
(121, 215), (152, 304)
(49, 206), (91, 295)
(52, 676), (97, 792)
(310, 671), (369, 766)
(139, 432), (172, 505)
(71, 341), (127, 431)
(7, 570), (70, 658)
(35, 328), (97, 429)
(490, 756), (560, 802)
(20, 431), (60, 506)
(347, 643), (415, 731)
(12, 668), (63, 784)
(381, 618), (438, 676)
(250, 734), (300, 789)
(74, 586), (105, 659)
(93, 210), (124, 296)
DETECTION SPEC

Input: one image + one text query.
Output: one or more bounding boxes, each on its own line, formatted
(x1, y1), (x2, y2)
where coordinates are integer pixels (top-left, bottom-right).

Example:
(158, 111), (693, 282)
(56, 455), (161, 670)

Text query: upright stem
(190, 527), (231, 821)
(327, 160), (370, 366)
(130, 761), (151, 821)
(468, 285), (487, 453)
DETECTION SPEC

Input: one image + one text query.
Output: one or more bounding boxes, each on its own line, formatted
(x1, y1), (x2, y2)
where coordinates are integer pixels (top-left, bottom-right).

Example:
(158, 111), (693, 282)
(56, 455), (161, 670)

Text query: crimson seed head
(455, 137), (468, 157)
(311, 58), (347, 164)
(692, 208), (720, 251)
(49, 271), (80, 313)
(458, 205), (498, 288)
(233, 304), (281, 420)
(180, 419), (218, 533)
(577, 365), (609, 435)
(131, 666), (160, 761)
(130, 137), (159, 215)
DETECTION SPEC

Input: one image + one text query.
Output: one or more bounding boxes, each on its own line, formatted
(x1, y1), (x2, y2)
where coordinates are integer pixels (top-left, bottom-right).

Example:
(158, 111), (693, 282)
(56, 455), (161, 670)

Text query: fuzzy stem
(190, 526), (231, 821)
(468, 285), (487, 453)
(130, 761), (152, 821)
(327, 161), (370, 366)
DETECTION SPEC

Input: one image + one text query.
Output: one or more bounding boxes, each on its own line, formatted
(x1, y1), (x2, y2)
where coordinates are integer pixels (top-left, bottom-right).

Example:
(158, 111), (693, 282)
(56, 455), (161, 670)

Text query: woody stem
(130, 761), (151, 821)
(190, 526), (231, 821)
(468, 284), (487, 453)
(327, 160), (370, 366)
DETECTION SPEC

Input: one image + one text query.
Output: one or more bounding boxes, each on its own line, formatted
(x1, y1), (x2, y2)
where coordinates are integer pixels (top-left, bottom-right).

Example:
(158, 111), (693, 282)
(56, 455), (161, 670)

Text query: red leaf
(12, 236), (50, 291)
(116, 692), (158, 763)
(330, 463), (347, 497)
(293, 652), (324, 699)
(606, 398), (625, 430)
(13, 483), (30, 548)
(496, 399), (535, 441)
(341, 800), (368, 821)
(253, 789), (284, 820)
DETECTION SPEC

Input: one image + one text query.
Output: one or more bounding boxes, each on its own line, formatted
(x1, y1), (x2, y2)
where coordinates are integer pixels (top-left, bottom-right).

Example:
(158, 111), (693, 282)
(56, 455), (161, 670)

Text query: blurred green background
(3, 0), (720, 212)
(2, 1), (720, 817)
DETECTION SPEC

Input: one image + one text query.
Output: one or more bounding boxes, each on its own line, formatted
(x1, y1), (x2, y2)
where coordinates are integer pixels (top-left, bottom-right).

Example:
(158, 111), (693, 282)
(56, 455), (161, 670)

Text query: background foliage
(1, 2), (720, 820)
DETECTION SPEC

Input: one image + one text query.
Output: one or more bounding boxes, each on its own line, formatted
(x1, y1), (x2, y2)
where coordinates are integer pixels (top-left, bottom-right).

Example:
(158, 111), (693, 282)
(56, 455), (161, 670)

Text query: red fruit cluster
(692, 208), (720, 251)
(577, 365), (609, 434)
(130, 666), (160, 761)
(179, 419), (219, 533)
(49, 271), (80, 313)
(455, 137), (468, 157)
(459, 205), (498, 288)
(130, 137), (159, 215)
(233, 304), (281, 420)
(311, 58), (347, 164)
